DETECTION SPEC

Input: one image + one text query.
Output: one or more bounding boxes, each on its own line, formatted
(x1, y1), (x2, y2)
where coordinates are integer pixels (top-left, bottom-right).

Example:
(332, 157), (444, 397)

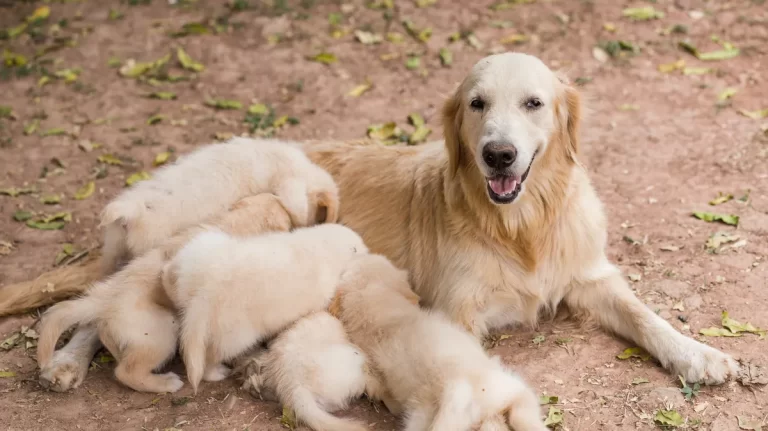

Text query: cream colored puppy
(37, 194), (294, 393)
(100, 137), (338, 274)
(242, 312), (374, 431)
(334, 254), (547, 431)
(161, 224), (368, 393)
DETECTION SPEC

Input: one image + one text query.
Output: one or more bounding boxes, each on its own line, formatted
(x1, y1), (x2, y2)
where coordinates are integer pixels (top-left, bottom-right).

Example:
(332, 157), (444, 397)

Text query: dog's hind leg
(39, 325), (101, 392)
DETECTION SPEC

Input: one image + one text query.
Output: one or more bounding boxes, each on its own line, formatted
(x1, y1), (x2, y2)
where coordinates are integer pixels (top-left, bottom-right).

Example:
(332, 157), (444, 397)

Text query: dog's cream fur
(303, 52), (738, 384)
(36, 194), (294, 393)
(334, 254), (547, 431)
(100, 137), (338, 275)
(18, 52), (738, 391)
(241, 312), (375, 431)
(162, 224), (368, 393)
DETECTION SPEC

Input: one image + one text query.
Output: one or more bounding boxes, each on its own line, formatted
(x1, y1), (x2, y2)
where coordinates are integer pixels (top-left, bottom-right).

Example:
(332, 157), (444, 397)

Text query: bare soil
(1, 0), (767, 430)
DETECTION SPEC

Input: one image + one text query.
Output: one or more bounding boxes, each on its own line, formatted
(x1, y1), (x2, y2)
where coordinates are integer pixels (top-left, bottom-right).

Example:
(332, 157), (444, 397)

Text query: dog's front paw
(673, 341), (738, 385)
(39, 351), (89, 392)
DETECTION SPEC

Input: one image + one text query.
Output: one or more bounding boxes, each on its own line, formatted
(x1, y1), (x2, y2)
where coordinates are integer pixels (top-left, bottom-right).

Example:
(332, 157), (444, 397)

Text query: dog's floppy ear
(556, 73), (582, 162)
(442, 86), (464, 177)
(314, 190), (339, 224)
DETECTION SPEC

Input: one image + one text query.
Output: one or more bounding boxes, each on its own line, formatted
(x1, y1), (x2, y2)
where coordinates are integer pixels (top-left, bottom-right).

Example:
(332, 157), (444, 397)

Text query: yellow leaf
(499, 34), (529, 45)
(309, 52), (337, 65)
(248, 103), (269, 115)
(98, 154), (124, 166)
(177, 47), (205, 72)
(738, 108), (768, 120)
(3, 50), (28, 67)
(616, 347), (651, 361)
(126, 171), (151, 187)
(367, 122), (401, 141)
(154, 151), (171, 166)
(348, 80), (372, 97)
(54, 68), (81, 83)
(409, 126), (431, 145)
(27, 6), (51, 23)
(622, 6), (665, 21)
(658, 59), (685, 73)
(717, 88), (737, 101)
(354, 30), (383, 45)
(603, 22), (616, 32)
(74, 181), (95, 200)
(682, 67), (712, 75)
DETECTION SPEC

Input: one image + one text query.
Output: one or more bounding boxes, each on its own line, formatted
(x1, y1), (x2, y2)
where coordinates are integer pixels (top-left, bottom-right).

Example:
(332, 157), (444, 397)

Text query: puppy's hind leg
(39, 325), (102, 392)
(403, 406), (434, 431)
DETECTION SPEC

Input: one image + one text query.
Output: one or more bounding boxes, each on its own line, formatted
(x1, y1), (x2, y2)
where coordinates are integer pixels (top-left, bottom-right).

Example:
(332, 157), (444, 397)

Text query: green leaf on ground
(439, 47), (453, 67)
(98, 154), (124, 166)
(146, 91), (177, 100)
(147, 114), (166, 125)
(405, 56), (420, 70)
(40, 194), (61, 205)
(631, 377), (650, 385)
(280, 406), (297, 429)
(177, 47), (205, 72)
(0, 370), (16, 378)
(205, 99), (242, 110)
(539, 395), (559, 405)
(13, 210), (34, 222)
(617, 347), (651, 361)
(622, 6), (665, 21)
(544, 406), (563, 428)
(692, 211), (739, 226)
(308, 52), (337, 65)
(654, 410), (684, 427)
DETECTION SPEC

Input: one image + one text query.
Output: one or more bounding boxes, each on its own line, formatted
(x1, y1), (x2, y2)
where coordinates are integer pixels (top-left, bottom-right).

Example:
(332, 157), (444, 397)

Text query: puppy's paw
(39, 351), (89, 392)
(159, 372), (185, 393)
(203, 364), (232, 382)
(673, 341), (738, 385)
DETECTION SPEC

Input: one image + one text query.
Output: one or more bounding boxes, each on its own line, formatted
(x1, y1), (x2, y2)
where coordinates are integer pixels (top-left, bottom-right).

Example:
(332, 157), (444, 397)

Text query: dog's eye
(525, 98), (543, 110)
(469, 98), (485, 111)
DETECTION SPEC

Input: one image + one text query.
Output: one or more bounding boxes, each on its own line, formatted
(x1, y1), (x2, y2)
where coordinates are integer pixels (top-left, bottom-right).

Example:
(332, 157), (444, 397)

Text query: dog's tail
(179, 297), (211, 394)
(37, 293), (102, 368)
(99, 199), (145, 275)
(289, 386), (369, 431)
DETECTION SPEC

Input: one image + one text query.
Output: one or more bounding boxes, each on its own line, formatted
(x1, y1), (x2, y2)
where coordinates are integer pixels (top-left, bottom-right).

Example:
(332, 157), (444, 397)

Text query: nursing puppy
(100, 137), (338, 275)
(242, 312), (374, 431)
(36, 194), (294, 393)
(334, 254), (547, 431)
(161, 224), (368, 393)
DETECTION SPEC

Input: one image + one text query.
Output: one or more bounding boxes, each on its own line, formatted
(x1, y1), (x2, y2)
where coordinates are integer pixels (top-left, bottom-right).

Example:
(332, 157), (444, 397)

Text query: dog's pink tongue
(489, 177), (517, 195)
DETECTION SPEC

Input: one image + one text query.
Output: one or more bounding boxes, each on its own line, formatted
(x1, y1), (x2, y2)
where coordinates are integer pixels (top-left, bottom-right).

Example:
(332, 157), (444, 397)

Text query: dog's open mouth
(485, 155), (536, 204)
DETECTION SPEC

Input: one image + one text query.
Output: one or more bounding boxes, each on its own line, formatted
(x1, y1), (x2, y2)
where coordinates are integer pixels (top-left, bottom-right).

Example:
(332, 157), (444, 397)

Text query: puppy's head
(443, 52), (581, 205)
(305, 165), (340, 225)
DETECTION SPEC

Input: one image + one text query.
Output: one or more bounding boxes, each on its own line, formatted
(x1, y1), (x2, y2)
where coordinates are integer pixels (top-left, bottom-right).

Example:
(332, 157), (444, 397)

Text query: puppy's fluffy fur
(100, 137), (338, 275)
(243, 312), (374, 431)
(36, 194), (293, 393)
(161, 223), (368, 392)
(335, 254), (547, 431)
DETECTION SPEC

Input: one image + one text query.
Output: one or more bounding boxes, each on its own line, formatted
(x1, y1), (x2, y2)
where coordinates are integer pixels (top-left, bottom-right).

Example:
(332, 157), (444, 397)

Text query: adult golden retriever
(3, 52), (736, 391)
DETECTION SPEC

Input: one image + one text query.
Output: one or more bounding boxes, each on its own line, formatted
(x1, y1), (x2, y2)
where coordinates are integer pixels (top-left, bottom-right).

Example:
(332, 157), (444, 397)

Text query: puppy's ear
(314, 190), (339, 224)
(442, 87), (464, 177)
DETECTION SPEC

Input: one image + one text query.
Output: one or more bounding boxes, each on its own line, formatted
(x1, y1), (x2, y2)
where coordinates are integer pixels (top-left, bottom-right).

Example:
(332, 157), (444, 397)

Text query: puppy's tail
(482, 362), (548, 431)
(427, 380), (476, 431)
(179, 298), (210, 394)
(99, 199), (145, 275)
(37, 294), (101, 368)
(289, 387), (369, 431)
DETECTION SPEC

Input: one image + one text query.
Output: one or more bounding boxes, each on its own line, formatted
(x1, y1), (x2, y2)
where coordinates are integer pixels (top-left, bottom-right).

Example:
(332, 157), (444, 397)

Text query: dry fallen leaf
(74, 181), (95, 200)
(617, 347), (651, 361)
(348, 80), (373, 97)
(126, 171), (151, 187)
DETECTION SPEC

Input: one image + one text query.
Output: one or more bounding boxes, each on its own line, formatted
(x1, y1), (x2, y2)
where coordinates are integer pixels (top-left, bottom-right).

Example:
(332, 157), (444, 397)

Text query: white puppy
(242, 312), (375, 431)
(161, 224), (368, 392)
(36, 194), (294, 393)
(334, 254), (548, 431)
(100, 137), (338, 274)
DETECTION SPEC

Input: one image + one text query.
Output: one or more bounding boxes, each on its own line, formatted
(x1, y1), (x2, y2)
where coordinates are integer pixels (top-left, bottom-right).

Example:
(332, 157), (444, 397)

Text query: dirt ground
(1, 0), (767, 430)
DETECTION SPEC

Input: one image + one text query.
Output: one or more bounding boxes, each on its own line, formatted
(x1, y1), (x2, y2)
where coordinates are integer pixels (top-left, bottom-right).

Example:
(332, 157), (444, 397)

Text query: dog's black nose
(482, 144), (517, 170)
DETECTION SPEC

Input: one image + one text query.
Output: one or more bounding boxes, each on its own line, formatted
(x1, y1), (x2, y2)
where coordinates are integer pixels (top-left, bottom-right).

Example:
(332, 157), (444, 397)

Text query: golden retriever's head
(443, 52), (580, 205)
